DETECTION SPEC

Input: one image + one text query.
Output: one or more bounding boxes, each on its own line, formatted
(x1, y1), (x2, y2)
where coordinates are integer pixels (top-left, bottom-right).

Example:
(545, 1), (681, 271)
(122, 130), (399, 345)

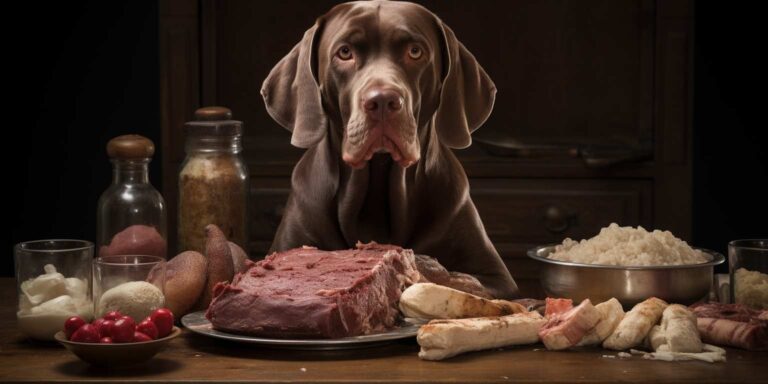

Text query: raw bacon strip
(539, 299), (601, 350)
(697, 317), (768, 351)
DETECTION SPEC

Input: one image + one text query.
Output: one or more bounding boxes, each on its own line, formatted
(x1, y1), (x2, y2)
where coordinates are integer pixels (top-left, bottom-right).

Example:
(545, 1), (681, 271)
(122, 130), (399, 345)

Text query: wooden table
(1, 278), (766, 383)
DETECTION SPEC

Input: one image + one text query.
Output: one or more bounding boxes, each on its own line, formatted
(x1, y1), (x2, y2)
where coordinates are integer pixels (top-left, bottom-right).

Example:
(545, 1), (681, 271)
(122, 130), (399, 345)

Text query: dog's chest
(356, 154), (392, 243)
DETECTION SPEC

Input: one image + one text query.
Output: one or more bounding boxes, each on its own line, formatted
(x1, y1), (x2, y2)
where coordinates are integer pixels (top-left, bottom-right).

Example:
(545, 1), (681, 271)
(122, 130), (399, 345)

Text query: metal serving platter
(181, 311), (422, 350)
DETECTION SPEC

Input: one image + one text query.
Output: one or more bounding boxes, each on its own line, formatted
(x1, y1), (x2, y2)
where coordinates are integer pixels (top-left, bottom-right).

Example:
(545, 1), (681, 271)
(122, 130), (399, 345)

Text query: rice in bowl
(547, 223), (708, 266)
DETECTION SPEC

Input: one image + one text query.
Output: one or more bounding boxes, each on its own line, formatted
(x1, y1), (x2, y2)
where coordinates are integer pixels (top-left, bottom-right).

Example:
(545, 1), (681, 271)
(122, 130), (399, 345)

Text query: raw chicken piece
(539, 299), (601, 350)
(577, 298), (625, 346)
(603, 297), (668, 350)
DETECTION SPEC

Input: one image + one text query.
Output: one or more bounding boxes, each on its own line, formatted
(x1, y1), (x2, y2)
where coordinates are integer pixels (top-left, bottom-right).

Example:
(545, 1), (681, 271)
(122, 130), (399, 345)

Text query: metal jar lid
(185, 106), (242, 136)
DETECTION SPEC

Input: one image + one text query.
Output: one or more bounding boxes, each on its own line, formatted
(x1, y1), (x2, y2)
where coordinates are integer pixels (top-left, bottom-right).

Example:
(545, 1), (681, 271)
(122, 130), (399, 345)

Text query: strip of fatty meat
(539, 299), (601, 350)
(689, 302), (768, 350)
(690, 302), (766, 323)
(697, 317), (767, 351)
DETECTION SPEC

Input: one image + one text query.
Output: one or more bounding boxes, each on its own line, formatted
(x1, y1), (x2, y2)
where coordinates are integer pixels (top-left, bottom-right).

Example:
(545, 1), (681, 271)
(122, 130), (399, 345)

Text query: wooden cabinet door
(425, 0), (655, 154)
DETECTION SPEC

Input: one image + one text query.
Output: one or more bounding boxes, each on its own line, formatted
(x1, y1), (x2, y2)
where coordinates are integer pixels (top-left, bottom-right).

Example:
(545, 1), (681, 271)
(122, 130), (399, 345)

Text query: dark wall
(692, 2), (768, 262)
(5, 1), (159, 276)
(4, 1), (766, 277)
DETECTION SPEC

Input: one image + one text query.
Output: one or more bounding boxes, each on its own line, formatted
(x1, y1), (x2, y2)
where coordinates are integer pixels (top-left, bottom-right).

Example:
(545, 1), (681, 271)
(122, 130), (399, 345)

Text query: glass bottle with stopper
(178, 106), (248, 254)
(97, 134), (167, 258)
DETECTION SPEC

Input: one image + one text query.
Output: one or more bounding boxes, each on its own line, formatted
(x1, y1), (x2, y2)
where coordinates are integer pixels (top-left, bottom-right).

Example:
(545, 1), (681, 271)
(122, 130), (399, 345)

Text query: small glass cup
(729, 239), (768, 309)
(14, 239), (94, 341)
(93, 255), (166, 321)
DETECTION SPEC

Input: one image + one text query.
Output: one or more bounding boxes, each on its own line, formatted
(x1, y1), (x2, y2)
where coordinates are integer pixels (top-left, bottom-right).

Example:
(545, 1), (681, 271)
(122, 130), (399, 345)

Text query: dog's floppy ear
(433, 21), (497, 149)
(261, 22), (326, 148)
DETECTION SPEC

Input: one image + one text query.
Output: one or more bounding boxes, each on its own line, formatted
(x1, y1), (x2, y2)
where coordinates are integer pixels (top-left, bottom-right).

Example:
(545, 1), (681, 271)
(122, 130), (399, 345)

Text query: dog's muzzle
(342, 84), (420, 169)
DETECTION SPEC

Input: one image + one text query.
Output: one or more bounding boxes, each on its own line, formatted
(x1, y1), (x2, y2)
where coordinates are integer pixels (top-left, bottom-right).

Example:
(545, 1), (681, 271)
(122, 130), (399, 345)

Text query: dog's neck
(355, 153), (393, 242)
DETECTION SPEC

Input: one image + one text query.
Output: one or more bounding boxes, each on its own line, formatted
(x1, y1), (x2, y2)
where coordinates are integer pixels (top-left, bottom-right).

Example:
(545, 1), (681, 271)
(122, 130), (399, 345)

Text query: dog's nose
(362, 88), (403, 120)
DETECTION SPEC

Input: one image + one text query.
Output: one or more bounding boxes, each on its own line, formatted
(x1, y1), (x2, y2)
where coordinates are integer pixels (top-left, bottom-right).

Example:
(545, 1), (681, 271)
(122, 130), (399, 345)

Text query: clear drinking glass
(729, 239), (768, 309)
(14, 239), (94, 340)
(93, 255), (166, 321)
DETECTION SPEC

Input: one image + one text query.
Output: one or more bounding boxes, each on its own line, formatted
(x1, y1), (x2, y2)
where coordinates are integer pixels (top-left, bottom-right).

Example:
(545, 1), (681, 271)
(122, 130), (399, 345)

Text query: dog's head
(262, 1), (495, 169)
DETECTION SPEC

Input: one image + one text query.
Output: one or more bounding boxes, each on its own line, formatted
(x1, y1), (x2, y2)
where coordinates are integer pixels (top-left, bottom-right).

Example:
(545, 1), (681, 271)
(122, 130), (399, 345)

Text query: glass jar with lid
(97, 135), (167, 258)
(178, 106), (248, 254)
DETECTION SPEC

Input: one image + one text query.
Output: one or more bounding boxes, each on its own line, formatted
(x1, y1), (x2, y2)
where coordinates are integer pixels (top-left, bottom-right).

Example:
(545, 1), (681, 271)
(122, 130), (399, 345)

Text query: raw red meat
(99, 224), (167, 258)
(544, 298), (573, 317)
(205, 242), (420, 338)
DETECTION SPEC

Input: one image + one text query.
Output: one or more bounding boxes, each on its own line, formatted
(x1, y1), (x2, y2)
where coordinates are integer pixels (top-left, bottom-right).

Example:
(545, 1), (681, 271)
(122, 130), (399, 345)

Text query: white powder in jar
(547, 223), (708, 266)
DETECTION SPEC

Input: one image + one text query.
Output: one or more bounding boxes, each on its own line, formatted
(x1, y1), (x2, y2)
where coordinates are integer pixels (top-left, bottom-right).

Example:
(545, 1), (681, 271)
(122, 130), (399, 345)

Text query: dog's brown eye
(408, 46), (423, 60)
(337, 45), (353, 60)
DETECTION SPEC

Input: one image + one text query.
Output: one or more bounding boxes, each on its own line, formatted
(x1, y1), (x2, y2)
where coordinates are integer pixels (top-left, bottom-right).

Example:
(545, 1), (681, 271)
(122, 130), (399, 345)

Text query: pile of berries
(64, 308), (174, 343)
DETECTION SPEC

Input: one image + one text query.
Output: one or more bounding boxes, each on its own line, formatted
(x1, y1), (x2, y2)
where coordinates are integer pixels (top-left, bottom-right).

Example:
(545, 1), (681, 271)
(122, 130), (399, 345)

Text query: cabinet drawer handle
(579, 145), (652, 168)
(543, 205), (577, 234)
(473, 137), (652, 168)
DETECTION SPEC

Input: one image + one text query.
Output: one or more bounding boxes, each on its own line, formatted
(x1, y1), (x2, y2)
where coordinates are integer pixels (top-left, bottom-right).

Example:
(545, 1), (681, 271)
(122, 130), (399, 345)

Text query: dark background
(4, 1), (766, 277)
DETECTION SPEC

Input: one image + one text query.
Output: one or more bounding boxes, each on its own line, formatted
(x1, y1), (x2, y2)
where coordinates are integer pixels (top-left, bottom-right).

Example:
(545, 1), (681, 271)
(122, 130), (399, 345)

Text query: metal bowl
(527, 245), (725, 308)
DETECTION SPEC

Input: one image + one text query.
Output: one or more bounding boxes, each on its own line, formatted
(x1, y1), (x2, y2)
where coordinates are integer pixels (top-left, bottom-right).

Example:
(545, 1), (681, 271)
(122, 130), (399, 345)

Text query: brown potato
(445, 272), (492, 299)
(147, 250), (206, 318)
(414, 254), (491, 298)
(228, 241), (250, 274)
(414, 254), (451, 285)
(194, 224), (234, 310)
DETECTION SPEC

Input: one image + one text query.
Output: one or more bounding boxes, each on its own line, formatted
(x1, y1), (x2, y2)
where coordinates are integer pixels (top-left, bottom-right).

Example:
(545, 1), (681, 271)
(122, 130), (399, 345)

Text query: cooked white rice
(734, 268), (768, 310)
(547, 223), (708, 266)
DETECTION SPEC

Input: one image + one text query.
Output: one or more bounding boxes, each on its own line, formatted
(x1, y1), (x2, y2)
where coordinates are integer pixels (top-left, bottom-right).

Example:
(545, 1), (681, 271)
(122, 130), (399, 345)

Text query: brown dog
(261, 1), (518, 299)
